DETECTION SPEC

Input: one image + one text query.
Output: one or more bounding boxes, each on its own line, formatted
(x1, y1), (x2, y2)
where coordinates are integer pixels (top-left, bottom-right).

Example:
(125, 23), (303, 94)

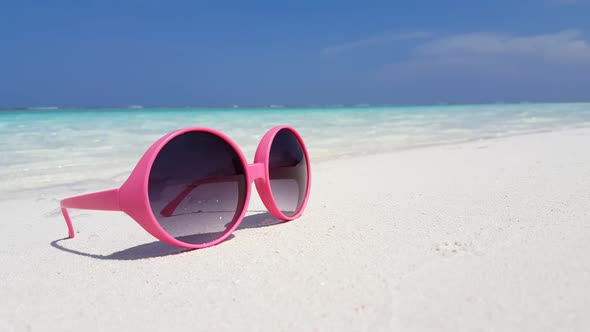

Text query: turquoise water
(1, 103), (590, 198)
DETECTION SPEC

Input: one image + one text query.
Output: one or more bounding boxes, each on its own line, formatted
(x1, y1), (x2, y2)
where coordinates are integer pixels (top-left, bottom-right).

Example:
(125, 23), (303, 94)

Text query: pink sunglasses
(60, 125), (311, 249)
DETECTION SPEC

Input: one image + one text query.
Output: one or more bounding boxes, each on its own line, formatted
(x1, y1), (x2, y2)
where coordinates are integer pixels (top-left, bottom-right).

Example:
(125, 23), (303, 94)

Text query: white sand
(1, 128), (589, 331)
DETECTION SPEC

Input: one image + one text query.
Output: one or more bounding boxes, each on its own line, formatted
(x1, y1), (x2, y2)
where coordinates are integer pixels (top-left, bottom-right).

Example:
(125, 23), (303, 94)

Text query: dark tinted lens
(148, 132), (247, 245)
(268, 129), (308, 217)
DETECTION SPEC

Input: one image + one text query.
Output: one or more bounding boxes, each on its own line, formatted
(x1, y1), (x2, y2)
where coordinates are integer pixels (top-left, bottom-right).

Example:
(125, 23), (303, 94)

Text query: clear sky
(1, 0), (590, 108)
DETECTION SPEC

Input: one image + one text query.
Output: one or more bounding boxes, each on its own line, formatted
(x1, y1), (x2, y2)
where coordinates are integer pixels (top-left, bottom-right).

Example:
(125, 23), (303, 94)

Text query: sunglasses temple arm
(60, 188), (120, 238)
(160, 163), (304, 217)
(159, 175), (242, 217)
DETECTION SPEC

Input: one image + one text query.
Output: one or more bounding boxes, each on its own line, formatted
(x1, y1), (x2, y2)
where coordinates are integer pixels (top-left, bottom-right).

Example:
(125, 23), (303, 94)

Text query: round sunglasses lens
(147, 131), (247, 245)
(268, 128), (309, 217)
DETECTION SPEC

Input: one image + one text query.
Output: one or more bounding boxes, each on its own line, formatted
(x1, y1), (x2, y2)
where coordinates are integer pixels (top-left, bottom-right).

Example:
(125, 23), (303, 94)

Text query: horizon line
(2, 100), (590, 112)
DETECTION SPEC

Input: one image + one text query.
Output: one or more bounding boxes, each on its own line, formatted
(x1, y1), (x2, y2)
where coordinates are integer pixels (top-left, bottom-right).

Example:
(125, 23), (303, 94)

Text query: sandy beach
(1, 127), (589, 331)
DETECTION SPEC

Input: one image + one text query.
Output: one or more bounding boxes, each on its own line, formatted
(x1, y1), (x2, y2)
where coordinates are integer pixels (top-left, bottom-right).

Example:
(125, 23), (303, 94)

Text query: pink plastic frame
(60, 125), (312, 249)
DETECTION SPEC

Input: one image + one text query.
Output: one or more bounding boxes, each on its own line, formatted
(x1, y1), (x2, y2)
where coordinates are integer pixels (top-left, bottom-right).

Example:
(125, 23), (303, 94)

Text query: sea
(1, 102), (590, 199)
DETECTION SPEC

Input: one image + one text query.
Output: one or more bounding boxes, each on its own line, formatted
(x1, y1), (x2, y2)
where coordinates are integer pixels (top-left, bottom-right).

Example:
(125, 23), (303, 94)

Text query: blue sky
(1, 0), (590, 108)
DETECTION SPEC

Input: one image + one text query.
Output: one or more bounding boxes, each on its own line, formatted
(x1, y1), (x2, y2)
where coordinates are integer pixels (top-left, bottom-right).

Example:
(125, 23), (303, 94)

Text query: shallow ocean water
(1, 103), (590, 198)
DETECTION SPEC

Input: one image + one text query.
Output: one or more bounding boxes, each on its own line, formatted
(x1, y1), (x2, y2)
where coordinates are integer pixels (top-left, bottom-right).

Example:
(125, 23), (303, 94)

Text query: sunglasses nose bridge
(247, 163), (265, 182)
